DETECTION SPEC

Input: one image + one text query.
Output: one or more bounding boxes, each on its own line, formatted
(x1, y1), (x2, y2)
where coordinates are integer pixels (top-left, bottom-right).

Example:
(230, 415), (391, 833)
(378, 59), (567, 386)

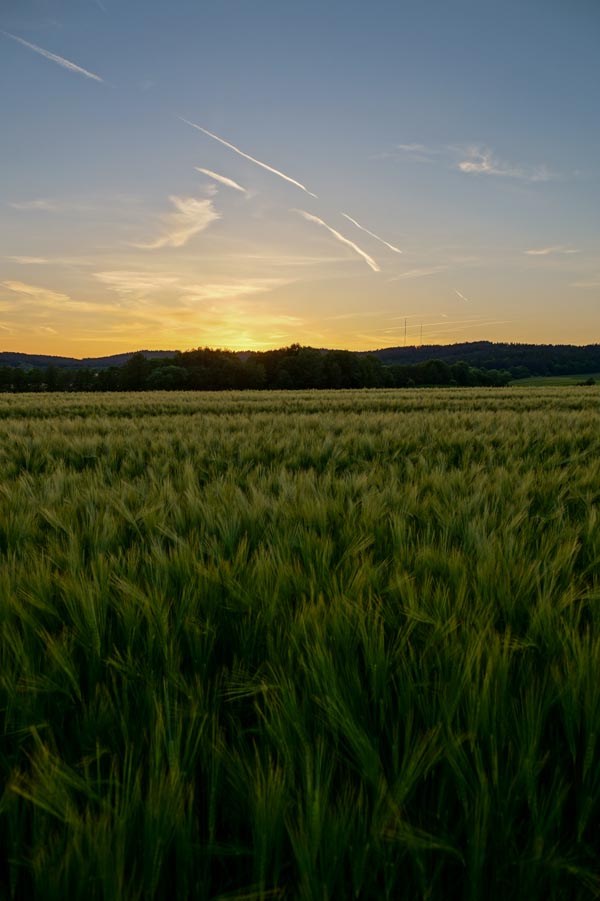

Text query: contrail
(341, 213), (402, 253)
(1, 31), (104, 82)
(179, 117), (318, 198)
(525, 246), (580, 256)
(454, 289), (469, 302)
(195, 168), (246, 193)
(294, 210), (380, 272)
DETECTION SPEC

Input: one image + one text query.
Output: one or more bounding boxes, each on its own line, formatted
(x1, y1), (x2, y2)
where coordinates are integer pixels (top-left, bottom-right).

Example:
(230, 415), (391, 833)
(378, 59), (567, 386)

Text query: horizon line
(1, 336), (599, 363)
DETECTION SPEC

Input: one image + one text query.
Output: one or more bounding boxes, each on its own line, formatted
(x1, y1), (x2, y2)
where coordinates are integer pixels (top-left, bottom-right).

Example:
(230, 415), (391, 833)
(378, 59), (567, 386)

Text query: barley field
(1, 388), (600, 900)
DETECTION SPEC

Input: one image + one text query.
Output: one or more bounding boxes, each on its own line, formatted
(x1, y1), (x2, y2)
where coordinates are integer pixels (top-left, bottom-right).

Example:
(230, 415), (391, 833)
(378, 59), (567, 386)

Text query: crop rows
(2, 389), (600, 899)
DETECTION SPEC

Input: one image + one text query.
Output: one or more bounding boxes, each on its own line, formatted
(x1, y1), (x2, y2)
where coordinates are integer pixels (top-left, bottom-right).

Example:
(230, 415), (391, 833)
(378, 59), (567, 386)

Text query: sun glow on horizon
(1, 2), (598, 354)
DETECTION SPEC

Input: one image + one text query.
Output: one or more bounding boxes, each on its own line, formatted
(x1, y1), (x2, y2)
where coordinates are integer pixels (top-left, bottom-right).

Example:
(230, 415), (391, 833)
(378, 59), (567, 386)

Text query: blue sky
(1, 0), (599, 354)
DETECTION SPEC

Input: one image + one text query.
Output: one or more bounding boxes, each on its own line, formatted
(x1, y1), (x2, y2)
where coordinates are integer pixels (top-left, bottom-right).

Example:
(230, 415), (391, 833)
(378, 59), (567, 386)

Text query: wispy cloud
(91, 270), (295, 349)
(94, 271), (181, 297)
(1, 280), (71, 306)
(95, 270), (287, 304)
(341, 213), (402, 254)
(134, 195), (220, 249)
(235, 251), (348, 268)
(420, 318), (514, 338)
(571, 277), (600, 289)
(195, 168), (247, 193)
(359, 316), (513, 345)
(5, 253), (95, 268)
(180, 117), (318, 198)
(394, 143), (442, 163)
(293, 210), (380, 272)
(454, 289), (469, 301)
(9, 199), (60, 211)
(7, 256), (50, 265)
(1, 30), (104, 82)
(456, 146), (553, 182)
(393, 141), (555, 181)
(0, 280), (116, 314)
(323, 310), (385, 321)
(388, 313), (426, 322)
(8, 197), (97, 213)
(180, 279), (287, 303)
(525, 246), (580, 256)
(389, 265), (447, 281)
(397, 143), (435, 153)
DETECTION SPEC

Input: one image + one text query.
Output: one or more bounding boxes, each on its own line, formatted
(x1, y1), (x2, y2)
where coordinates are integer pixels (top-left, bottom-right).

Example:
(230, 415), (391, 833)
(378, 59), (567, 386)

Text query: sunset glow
(1, 1), (598, 355)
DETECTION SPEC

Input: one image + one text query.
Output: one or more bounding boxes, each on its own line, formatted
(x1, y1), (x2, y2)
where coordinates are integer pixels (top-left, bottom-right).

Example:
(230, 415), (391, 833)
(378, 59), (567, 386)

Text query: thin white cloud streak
(180, 117), (318, 198)
(9, 198), (97, 213)
(454, 289), (469, 302)
(341, 213), (402, 254)
(92, 0), (107, 11)
(394, 143), (442, 163)
(381, 316), (492, 334)
(95, 270), (288, 305)
(397, 143), (438, 154)
(9, 199), (59, 211)
(0, 280), (117, 314)
(94, 271), (181, 296)
(293, 210), (380, 272)
(389, 266), (447, 281)
(420, 319), (514, 338)
(181, 280), (287, 303)
(323, 310), (385, 321)
(7, 256), (50, 265)
(525, 246), (580, 256)
(359, 318), (513, 344)
(456, 146), (552, 182)
(1, 31), (104, 82)
(571, 278), (600, 288)
(134, 195), (220, 249)
(2, 280), (70, 305)
(235, 252), (348, 268)
(194, 168), (247, 193)
(388, 313), (425, 321)
(6, 254), (95, 268)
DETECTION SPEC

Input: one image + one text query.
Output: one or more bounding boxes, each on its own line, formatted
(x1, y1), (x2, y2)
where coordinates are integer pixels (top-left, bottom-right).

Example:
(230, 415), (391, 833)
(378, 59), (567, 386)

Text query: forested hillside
(0, 346), (510, 391)
(370, 341), (600, 377)
(3, 341), (599, 380)
(0, 350), (176, 370)
(1, 341), (599, 391)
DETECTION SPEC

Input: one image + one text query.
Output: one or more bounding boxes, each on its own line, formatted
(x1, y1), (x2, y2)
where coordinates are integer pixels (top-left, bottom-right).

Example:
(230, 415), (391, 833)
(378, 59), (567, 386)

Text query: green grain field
(2, 388), (600, 900)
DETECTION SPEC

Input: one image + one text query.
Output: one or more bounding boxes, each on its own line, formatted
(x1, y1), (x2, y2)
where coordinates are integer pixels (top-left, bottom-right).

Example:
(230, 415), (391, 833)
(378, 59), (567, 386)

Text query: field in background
(510, 373), (600, 386)
(2, 388), (600, 899)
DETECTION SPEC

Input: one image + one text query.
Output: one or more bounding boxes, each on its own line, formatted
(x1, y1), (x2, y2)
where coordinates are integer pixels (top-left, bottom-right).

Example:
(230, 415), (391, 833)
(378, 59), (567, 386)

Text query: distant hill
(3, 341), (600, 380)
(367, 341), (600, 377)
(0, 350), (178, 370)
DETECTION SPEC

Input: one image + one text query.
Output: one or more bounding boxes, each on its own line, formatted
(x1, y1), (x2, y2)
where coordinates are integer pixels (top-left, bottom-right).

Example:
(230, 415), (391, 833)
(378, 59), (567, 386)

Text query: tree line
(0, 345), (512, 392)
(374, 340), (600, 377)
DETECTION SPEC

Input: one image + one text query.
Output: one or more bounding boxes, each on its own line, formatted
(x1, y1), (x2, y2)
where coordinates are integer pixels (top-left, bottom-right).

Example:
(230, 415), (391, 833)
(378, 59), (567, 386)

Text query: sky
(0, 0), (599, 356)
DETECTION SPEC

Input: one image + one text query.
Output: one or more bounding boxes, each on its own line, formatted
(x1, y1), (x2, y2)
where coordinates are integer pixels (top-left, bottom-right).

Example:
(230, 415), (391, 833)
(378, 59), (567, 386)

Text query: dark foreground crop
(2, 389), (600, 899)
